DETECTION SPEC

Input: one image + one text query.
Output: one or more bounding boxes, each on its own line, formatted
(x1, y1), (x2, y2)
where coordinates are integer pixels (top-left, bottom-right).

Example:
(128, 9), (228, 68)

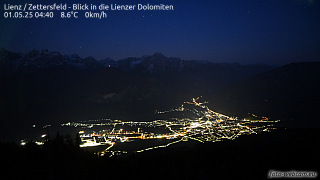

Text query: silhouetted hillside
(0, 49), (275, 141)
(2, 49), (319, 141)
(213, 62), (320, 127)
(2, 128), (319, 179)
(1, 49), (319, 179)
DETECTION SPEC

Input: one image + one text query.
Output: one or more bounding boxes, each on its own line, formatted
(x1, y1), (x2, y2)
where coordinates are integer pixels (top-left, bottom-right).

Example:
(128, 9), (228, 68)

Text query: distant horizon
(1, 0), (319, 65)
(2, 47), (319, 66)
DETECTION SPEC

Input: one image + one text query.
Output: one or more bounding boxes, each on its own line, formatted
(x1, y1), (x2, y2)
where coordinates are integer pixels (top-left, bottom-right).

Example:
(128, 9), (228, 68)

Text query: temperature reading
(61, 11), (78, 18)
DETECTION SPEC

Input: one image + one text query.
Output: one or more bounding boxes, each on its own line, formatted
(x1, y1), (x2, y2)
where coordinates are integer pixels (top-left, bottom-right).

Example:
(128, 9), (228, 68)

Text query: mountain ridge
(1, 49), (319, 141)
(213, 62), (320, 127)
(0, 48), (273, 75)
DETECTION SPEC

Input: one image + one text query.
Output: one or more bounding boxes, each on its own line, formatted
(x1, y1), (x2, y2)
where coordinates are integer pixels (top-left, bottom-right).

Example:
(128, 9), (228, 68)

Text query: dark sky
(1, 0), (319, 64)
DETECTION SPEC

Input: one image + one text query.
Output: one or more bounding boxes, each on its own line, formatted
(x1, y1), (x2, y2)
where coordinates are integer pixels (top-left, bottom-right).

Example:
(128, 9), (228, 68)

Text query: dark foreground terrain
(2, 128), (319, 180)
(1, 49), (319, 179)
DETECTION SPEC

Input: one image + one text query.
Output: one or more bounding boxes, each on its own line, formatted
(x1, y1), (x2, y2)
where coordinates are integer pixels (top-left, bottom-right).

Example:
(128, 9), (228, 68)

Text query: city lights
(26, 97), (278, 157)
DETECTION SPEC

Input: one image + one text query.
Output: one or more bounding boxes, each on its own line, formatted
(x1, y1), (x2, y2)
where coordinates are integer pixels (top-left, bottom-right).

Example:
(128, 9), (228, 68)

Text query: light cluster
(69, 97), (278, 157)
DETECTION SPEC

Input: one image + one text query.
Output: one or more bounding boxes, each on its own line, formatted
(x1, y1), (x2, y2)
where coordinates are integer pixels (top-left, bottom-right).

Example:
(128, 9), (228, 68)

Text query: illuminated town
(57, 97), (278, 157)
(22, 97), (278, 156)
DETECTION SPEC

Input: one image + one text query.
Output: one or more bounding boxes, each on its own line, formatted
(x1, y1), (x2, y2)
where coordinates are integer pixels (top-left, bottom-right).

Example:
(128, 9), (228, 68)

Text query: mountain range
(0, 48), (319, 140)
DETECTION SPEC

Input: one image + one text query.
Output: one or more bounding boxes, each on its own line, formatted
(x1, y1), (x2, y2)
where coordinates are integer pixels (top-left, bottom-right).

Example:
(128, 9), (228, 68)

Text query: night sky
(1, 0), (319, 64)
